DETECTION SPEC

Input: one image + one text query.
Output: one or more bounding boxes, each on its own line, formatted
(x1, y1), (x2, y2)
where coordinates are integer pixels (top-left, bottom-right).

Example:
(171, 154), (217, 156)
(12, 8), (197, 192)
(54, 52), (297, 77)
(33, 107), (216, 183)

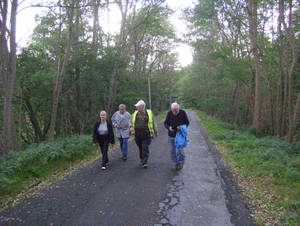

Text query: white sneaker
(101, 167), (106, 170)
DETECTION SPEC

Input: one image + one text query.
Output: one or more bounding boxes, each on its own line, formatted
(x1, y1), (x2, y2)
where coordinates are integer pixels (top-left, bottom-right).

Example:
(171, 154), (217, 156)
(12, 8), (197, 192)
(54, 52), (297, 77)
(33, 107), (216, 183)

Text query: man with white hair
(129, 100), (158, 169)
(164, 102), (189, 170)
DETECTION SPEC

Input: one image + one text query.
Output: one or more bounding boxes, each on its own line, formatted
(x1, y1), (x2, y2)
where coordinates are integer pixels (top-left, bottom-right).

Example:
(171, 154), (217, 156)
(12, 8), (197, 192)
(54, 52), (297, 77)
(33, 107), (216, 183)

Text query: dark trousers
(135, 133), (151, 164)
(98, 134), (109, 167)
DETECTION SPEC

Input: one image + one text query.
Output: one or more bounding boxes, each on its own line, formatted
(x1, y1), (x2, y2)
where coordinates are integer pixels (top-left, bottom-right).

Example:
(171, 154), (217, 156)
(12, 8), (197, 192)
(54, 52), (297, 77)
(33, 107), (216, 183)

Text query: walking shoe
(177, 164), (183, 170)
(122, 156), (127, 161)
(172, 165), (178, 171)
(138, 160), (143, 165)
(101, 167), (106, 170)
(143, 164), (148, 169)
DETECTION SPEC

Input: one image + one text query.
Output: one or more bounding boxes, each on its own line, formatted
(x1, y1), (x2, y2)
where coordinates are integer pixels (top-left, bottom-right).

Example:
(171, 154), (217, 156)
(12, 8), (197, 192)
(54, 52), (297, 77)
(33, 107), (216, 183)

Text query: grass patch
(194, 110), (300, 226)
(155, 110), (169, 123)
(0, 135), (105, 212)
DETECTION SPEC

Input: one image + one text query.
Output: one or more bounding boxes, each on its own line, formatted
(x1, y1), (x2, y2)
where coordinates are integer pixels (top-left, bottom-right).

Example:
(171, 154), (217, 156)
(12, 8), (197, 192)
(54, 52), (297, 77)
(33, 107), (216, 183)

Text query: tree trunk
(277, 0), (285, 137)
(24, 99), (44, 142)
(288, 93), (300, 142)
(247, 0), (262, 133)
(282, 1), (299, 142)
(0, 0), (18, 154)
(73, 1), (82, 131)
(48, 0), (76, 141)
(232, 81), (239, 127)
(90, 0), (101, 120)
(258, 48), (274, 136)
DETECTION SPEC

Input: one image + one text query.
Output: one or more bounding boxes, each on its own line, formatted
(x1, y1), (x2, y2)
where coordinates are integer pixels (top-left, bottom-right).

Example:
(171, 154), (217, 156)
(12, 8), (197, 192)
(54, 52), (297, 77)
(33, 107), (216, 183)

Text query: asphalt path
(0, 111), (255, 226)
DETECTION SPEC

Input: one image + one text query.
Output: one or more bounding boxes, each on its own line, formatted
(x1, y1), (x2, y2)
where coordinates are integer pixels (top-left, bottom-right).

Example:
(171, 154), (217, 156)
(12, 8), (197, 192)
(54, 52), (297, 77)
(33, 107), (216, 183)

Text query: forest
(1, 0), (300, 224)
(1, 0), (300, 153)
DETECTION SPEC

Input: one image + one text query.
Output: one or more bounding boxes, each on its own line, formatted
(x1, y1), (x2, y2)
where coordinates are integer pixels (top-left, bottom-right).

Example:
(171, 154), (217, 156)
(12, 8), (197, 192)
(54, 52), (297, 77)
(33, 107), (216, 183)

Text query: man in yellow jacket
(129, 100), (158, 168)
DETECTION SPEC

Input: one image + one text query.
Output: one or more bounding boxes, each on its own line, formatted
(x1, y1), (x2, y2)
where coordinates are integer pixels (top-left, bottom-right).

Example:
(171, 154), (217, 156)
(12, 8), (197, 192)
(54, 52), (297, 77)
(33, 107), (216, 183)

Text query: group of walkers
(92, 100), (189, 171)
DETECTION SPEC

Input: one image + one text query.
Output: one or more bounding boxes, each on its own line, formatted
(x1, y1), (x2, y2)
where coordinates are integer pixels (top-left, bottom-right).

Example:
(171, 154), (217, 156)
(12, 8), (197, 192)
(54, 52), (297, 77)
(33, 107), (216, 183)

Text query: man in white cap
(129, 100), (158, 168)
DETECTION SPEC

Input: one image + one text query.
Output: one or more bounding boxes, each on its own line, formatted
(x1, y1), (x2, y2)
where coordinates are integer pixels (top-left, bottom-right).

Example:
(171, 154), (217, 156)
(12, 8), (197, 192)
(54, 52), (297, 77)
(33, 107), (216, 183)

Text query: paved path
(0, 111), (255, 226)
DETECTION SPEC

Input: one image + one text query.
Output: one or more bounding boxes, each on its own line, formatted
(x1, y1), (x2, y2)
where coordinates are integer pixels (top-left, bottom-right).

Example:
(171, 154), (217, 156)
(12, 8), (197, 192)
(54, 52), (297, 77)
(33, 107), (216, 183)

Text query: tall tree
(0, 0), (19, 154)
(281, 0), (300, 142)
(247, 0), (262, 133)
(48, 0), (78, 140)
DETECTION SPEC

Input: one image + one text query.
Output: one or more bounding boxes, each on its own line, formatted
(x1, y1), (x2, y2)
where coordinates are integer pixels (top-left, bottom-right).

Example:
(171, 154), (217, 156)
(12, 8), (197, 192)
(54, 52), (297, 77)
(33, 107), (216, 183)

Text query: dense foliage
(0, 0), (180, 153)
(179, 0), (300, 142)
(1, 1), (300, 224)
(0, 135), (93, 195)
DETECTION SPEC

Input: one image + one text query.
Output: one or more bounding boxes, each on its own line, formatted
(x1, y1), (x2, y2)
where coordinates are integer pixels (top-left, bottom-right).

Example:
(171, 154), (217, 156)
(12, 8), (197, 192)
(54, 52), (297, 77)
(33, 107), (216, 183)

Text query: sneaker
(101, 167), (106, 170)
(177, 164), (183, 170)
(122, 156), (127, 161)
(143, 164), (148, 169)
(138, 160), (143, 165)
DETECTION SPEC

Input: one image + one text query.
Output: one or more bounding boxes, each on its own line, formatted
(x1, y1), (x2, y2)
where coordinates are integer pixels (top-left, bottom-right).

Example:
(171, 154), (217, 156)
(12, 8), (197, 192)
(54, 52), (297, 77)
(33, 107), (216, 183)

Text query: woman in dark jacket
(93, 111), (115, 170)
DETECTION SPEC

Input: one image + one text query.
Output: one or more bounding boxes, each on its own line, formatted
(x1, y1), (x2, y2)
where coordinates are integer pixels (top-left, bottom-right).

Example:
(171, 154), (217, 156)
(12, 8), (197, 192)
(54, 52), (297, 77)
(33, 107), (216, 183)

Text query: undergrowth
(194, 110), (300, 226)
(0, 135), (96, 196)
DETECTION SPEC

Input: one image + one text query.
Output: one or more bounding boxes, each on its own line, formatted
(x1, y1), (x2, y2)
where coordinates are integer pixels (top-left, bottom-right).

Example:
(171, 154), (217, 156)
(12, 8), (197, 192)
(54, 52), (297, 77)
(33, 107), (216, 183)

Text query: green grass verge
(194, 110), (300, 225)
(0, 135), (98, 196)
(155, 110), (169, 123)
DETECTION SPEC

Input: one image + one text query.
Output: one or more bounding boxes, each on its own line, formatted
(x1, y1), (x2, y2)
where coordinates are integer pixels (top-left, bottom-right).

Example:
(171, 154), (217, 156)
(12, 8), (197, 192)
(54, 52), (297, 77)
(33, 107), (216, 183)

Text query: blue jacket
(175, 125), (188, 148)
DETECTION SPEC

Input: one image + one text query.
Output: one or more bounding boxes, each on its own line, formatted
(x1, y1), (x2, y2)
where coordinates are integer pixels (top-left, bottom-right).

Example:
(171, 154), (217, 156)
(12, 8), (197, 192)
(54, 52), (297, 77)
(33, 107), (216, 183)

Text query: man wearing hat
(129, 100), (158, 168)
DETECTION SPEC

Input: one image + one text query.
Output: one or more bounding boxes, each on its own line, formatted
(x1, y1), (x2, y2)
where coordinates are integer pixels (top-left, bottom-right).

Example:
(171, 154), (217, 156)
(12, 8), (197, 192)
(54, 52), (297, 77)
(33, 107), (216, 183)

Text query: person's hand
(155, 133), (158, 138)
(130, 127), (135, 132)
(169, 126), (175, 132)
(93, 143), (96, 147)
(112, 144), (115, 147)
(116, 125), (121, 129)
(177, 126), (181, 131)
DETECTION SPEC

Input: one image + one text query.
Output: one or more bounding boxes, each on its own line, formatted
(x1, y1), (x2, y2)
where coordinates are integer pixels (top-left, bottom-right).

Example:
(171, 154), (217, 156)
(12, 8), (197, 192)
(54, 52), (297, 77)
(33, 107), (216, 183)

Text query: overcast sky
(16, 0), (195, 66)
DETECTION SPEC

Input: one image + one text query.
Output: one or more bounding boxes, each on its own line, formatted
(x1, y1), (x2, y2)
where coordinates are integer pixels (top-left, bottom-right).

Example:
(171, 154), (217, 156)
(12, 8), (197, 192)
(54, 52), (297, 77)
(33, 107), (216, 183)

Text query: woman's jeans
(118, 137), (129, 158)
(168, 136), (185, 166)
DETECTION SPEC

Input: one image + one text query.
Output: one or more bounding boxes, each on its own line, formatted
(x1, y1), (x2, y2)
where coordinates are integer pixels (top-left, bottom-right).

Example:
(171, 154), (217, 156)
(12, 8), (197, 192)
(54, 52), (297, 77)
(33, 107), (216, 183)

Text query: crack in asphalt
(156, 176), (184, 225)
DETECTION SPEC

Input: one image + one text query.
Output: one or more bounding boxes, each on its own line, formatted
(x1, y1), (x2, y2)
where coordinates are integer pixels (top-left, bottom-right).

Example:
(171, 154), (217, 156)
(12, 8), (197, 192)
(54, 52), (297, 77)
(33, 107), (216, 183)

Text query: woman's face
(100, 112), (107, 120)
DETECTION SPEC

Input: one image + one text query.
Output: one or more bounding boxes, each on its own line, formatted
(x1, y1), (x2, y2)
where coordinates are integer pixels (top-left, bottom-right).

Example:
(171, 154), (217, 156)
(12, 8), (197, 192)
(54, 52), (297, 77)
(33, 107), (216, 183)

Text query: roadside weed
(0, 135), (95, 195)
(194, 110), (300, 225)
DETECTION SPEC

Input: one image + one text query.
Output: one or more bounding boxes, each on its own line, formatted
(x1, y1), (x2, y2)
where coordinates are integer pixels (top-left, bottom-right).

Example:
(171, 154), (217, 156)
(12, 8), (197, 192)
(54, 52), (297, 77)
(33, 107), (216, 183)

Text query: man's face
(172, 108), (179, 115)
(136, 105), (145, 113)
(119, 107), (125, 114)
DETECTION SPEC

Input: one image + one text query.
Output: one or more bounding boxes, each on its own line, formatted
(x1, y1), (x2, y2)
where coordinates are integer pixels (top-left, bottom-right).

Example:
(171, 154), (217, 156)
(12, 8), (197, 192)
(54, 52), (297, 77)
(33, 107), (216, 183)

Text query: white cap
(134, 100), (146, 107)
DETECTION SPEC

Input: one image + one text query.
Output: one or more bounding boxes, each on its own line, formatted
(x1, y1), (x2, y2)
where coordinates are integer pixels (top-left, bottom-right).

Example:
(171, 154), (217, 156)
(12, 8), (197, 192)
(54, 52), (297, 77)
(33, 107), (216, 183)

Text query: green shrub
(291, 142), (300, 155)
(0, 135), (94, 194)
(285, 168), (300, 183)
(259, 148), (288, 162)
